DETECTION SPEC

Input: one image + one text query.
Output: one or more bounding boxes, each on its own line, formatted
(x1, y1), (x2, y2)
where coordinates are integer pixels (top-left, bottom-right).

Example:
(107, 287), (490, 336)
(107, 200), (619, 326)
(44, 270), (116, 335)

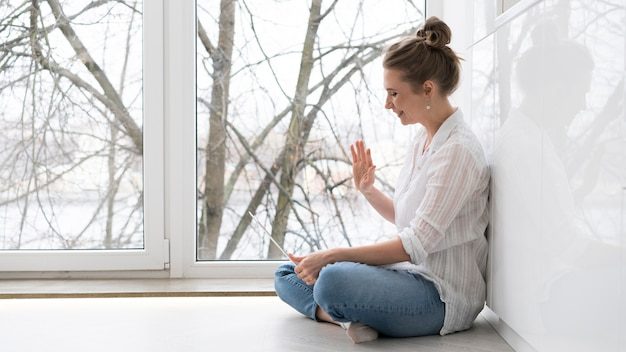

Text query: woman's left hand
(289, 250), (334, 286)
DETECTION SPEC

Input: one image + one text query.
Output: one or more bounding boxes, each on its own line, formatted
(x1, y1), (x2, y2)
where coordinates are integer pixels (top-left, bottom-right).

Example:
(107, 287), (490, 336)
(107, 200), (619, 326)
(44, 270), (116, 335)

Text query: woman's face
(383, 68), (428, 125)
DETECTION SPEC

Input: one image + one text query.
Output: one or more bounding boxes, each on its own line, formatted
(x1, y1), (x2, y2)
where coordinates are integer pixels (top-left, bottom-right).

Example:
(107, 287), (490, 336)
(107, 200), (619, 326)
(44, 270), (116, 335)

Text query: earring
(426, 104), (431, 110)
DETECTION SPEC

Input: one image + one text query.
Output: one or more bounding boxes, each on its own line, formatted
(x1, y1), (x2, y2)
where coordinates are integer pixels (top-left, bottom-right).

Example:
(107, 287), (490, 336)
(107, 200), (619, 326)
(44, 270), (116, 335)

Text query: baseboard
(482, 306), (538, 352)
(0, 278), (276, 299)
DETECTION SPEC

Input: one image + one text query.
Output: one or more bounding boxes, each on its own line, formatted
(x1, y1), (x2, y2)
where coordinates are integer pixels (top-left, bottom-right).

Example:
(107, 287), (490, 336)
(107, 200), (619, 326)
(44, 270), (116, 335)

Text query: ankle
(315, 306), (337, 324)
(346, 322), (379, 344)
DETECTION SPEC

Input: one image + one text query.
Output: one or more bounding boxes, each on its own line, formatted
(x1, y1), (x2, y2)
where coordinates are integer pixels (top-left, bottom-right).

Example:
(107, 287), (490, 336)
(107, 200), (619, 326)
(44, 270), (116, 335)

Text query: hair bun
(417, 16), (451, 49)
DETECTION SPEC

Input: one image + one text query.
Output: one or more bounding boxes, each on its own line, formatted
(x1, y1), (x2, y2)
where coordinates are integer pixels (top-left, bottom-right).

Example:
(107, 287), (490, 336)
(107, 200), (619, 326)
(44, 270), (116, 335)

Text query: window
(196, 0), (426, 262)
(500, 0), (523, 14)
(0, 0), (430, 275)
(0, 0), (166, 271)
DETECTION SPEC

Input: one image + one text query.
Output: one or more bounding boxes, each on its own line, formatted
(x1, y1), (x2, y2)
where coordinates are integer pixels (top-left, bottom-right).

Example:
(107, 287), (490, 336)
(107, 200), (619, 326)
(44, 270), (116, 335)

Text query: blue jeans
(274, 261), (445, 337)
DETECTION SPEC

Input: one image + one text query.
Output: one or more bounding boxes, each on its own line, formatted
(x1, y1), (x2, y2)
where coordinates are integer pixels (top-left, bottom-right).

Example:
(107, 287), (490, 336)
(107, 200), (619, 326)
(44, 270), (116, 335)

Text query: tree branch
(44, 0), (143, 154)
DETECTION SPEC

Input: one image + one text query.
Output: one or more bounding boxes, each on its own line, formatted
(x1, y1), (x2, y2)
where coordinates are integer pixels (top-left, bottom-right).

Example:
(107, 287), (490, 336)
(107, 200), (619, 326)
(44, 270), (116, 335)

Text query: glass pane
(0, 0), (144, 250)
(197, 0), (426, 260)
(501, 0), (522, 14)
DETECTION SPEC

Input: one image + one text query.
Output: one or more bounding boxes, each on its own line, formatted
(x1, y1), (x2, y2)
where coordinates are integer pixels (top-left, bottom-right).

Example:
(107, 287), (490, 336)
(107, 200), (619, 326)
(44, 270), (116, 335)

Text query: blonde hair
(383, 16), (461, 95)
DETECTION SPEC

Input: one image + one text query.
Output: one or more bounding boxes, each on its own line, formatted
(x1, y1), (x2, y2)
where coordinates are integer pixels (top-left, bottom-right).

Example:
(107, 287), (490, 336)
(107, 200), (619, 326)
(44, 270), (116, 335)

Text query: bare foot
(315, 306), (340, 326)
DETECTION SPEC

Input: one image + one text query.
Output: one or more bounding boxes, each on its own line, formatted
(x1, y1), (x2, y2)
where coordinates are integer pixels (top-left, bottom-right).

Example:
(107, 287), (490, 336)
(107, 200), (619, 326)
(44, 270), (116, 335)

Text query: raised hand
(350, 139), (376, 194)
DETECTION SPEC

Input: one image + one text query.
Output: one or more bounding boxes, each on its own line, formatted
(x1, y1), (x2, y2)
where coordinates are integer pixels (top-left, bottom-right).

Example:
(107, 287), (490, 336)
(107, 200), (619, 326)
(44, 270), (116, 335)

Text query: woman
(274, 16), (490, 343)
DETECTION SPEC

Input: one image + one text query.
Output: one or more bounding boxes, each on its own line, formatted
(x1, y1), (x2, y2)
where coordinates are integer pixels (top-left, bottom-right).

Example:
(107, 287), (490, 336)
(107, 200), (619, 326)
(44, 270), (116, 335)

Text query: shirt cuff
(398, 228), (428, 265)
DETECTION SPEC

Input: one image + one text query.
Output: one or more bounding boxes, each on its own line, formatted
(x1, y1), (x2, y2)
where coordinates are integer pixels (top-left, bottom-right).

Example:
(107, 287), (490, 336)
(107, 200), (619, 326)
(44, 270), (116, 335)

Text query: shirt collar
(427, 108), (463, 154)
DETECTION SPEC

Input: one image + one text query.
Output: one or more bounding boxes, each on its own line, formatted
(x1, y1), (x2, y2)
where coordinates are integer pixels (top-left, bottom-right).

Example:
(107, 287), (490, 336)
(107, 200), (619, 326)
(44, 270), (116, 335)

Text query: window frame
(0, 0), (168, 272)
(171, 0), (432, 279)
(0, 0), (434, 278)
(494, 0), (542, 29)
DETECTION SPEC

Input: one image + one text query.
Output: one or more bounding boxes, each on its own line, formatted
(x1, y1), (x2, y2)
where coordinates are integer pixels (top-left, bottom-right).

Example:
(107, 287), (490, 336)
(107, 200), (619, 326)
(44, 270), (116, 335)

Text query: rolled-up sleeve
(398, 143), (483, 265)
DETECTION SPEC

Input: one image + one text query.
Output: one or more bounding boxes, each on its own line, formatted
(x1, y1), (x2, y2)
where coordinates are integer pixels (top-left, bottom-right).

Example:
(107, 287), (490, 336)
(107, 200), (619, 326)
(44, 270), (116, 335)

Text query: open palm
(350, 139), (376, 193)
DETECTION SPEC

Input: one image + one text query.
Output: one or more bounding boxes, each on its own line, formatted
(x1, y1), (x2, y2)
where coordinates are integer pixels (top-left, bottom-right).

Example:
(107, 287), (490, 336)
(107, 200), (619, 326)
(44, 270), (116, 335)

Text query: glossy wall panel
(622, 185), (626, 350)
(469, 35), (495, 158)
(469, 34), (497, 312)
(485, 0), (626, 351)
(491, 1), (544, 335)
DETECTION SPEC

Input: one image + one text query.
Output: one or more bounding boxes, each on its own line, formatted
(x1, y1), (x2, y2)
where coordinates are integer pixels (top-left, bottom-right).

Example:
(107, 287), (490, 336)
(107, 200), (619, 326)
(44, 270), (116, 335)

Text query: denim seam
(327, 301), (442, 316)
(283, 274), (313, 294)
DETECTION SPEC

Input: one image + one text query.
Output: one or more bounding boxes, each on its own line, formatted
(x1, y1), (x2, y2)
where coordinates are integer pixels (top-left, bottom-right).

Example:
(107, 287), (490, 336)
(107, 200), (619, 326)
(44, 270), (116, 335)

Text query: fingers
(358, 140), (366, 162)
(291, 255), (318, 285)
(366, 149), (374, 167)
(351, 140), (373, 165)
(367, 165), (376, 177)
(293, 265), (316, 285)
(288, 253), (302, 264)
(298, 272), (316, 286)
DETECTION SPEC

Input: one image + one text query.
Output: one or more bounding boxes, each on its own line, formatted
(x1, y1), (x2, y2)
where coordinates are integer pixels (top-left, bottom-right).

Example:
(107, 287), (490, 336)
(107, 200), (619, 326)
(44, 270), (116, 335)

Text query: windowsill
(0, 279), (276, 299)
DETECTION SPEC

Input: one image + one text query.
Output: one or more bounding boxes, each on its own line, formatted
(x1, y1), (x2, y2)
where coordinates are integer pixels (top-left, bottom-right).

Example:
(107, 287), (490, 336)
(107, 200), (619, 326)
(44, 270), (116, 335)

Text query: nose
(384, 96), (393, 110)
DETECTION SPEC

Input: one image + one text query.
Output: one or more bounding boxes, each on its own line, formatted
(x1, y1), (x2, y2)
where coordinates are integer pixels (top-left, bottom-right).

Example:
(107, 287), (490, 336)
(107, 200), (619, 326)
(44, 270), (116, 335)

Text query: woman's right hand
(350, 139), (376, 194)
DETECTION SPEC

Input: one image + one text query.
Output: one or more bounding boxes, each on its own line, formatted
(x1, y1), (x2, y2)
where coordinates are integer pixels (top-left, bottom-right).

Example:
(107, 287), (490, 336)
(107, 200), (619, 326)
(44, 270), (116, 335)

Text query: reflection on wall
(469, 35), (495, 157)
(483, 0), (626, 351)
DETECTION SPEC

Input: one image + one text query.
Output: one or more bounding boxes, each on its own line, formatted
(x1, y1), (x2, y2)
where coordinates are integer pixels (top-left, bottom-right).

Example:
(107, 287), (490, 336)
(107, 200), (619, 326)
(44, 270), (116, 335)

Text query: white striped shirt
(382, 109), (490, 335)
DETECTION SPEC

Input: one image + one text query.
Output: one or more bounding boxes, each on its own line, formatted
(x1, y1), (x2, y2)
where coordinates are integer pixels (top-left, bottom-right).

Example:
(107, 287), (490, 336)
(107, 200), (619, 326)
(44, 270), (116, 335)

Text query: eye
(389, 92), (398, 98)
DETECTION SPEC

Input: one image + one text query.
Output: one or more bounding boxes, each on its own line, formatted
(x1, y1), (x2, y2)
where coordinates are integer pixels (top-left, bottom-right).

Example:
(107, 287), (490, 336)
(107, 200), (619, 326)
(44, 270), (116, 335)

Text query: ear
(422, 80), (435, 97)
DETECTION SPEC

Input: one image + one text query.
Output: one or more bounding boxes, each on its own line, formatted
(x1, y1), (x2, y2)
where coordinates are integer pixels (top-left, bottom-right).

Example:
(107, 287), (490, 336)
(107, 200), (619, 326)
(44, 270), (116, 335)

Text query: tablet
(248, 211), (290, 259)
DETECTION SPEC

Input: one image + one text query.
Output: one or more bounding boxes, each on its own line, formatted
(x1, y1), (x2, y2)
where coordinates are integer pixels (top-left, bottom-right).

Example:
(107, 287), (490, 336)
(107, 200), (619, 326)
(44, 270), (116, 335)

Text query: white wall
(445, 0), (626, 351)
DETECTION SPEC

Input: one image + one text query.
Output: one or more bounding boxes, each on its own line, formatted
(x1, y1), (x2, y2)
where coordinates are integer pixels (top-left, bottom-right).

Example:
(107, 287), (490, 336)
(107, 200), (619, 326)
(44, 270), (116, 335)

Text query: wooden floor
(0, 296), (514, 352)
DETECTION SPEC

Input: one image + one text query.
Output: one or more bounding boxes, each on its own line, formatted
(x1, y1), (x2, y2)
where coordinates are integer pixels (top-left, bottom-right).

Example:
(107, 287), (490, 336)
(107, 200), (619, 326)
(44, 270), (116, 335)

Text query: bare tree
(197, 0), (236, 260)
(267, 0), (323, 259)
(0, 0), (143, 249)
(197, 0), (423, 260)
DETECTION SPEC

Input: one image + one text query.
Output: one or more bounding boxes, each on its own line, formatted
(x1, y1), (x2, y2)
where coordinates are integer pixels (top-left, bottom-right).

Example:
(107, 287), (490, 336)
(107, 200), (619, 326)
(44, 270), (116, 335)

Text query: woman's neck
(423, 100), (456, 142)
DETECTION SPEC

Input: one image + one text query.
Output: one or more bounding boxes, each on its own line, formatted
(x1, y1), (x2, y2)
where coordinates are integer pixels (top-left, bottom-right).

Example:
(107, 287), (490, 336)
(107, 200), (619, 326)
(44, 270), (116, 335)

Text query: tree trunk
(104, 124), (117, 248)
(198, 0), (236, 260)
(268, 0), (323, 259)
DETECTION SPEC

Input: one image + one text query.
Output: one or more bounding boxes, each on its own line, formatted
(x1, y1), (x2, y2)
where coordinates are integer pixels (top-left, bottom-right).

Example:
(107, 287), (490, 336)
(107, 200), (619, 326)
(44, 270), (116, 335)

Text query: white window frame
(167, 0), (432, 279)
(164, 0), (277, 278)
(495, 0), (542, 30)
(0, 0), (433, 278)
(0, 0), (168, 272)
